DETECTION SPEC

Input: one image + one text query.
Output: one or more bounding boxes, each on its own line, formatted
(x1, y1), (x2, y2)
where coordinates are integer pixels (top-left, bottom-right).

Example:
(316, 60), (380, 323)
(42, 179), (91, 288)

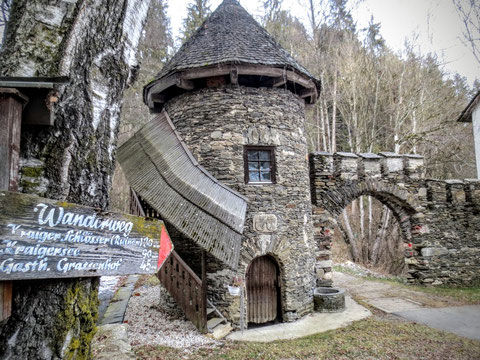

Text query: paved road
(394, 305), (480, 340)
(228, 296), (371, 342)
(333, 271), (480, 340)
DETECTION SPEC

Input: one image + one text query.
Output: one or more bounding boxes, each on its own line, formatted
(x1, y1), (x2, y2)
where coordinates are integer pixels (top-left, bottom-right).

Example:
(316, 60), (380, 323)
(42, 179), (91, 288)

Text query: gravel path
(124, 283), (221, 350)
(98, 276), (123, 322)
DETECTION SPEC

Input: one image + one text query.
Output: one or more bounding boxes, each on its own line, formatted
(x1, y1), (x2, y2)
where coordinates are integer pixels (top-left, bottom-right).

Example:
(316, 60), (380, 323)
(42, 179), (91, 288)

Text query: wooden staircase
(130, 190), (231, 336)
(207, 300), (228, 333)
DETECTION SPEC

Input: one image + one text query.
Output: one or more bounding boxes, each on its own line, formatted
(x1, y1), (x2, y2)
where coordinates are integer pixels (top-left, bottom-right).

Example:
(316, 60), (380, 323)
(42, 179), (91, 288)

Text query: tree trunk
(342, 208), (361, 262)
(371, 206), (391, 266)
(0, 0), (150, 358)
(331, 71), (338, 152)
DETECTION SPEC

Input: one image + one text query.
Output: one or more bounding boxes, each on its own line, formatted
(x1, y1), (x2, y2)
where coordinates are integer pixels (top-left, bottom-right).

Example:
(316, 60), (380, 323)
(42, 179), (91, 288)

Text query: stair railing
(130, 189), (207, 333)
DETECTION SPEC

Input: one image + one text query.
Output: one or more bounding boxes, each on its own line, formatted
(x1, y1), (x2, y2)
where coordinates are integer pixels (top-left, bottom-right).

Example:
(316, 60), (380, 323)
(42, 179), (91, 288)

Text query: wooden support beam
(147, 74), (194, 107)
(297, 88), (315, 99)
(147, 93), (167, 109)
(201, 250), (207, 333)
(180, 64), (314, 89)
(0, 282), (12, 321)
(230, 69), (238, 85)
(176, 77), (194, 90)
(236, 64), (283, 78)
(182, 65), (231, 80)
(271, 76), (287, 87)
(262, 76), (287, 88)
(146, 64), (318, 109)
(0, 88), (27, 322)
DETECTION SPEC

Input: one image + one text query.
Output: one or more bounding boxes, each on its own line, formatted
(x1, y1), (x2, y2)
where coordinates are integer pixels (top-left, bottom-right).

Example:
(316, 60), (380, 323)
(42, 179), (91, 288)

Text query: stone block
(311, 152), (334, 175)
(426, 179), (447, 203)
(210, 130), (222, 139)
(358, 153), (382, 178)
(323, 271), (333, 280)
(253, 214), (278, 232)
(421, 247), (449, 257)
(446, 180), (465, 203)
(403, 154), (425, 179)
(316, 268), (325, 278)
(379, 152), (404, 175)
(317, 260), (332, 268)
(92, 324), (135, 360)
(334, 152), (358, 180)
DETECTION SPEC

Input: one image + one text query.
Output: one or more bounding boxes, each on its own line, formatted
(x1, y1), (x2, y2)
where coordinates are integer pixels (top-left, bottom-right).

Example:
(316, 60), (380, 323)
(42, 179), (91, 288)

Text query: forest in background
(114, 0), (479, 274)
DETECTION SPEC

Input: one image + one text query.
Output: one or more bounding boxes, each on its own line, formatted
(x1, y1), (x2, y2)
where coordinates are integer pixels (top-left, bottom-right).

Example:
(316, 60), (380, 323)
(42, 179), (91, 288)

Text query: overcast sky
(167, 0), (479, 88)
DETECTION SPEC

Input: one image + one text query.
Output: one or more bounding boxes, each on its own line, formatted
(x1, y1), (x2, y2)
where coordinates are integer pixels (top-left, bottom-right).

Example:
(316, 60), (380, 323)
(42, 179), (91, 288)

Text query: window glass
(260, 161), (270, 171)
(259, 151), (270, 161)
(249, 171), (260, 182)
(260, 171), (271, 181)
(248, 151), (259, 160)
(245, 147), (275, 183)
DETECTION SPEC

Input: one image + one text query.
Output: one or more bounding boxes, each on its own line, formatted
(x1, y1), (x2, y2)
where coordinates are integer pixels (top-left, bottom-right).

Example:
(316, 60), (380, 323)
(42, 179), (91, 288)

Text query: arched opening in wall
(332, 195), (408, 276)
(246, 255), (281, 326)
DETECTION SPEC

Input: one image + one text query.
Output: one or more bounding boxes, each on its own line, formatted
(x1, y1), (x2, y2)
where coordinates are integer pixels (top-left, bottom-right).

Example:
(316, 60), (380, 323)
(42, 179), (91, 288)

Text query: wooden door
(247, 256), (279, 324)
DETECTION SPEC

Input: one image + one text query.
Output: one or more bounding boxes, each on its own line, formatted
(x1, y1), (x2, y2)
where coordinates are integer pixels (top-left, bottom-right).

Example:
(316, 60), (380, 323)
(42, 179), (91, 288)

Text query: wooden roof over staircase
(117, 111), (247, 269)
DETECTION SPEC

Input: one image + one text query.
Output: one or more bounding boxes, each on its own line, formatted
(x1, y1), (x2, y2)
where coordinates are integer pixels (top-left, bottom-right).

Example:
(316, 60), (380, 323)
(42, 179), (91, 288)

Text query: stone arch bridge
(309, 152), (480, 286)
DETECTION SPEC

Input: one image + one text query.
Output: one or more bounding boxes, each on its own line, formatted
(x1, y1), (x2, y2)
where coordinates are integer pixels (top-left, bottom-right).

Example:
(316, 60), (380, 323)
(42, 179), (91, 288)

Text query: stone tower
(143, 0), (320, 326)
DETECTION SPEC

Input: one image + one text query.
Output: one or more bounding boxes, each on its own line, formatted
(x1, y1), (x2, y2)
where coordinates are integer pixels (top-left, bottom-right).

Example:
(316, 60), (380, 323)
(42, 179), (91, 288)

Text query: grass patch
(406, 285), (480, 304)
(134, 274), (160, 289)
(134, 317), (480, 360)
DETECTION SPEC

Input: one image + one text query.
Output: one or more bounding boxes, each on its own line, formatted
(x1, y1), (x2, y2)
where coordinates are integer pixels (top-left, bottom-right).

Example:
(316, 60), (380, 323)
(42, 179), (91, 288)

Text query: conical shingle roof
(144, 0), (320, 108)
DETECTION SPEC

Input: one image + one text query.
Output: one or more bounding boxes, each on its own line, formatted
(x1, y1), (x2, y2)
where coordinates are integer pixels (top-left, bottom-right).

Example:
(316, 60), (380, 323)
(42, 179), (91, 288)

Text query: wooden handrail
(129, 189), (145, 217)
(157, 250), (207, 333)
(170, 250), (202, 284)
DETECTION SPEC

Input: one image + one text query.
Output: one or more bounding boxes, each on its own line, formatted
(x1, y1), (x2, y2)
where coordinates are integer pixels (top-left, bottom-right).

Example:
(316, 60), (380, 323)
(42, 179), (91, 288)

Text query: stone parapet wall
(310, 151), (480, 286)
(418, 178), (480, 285)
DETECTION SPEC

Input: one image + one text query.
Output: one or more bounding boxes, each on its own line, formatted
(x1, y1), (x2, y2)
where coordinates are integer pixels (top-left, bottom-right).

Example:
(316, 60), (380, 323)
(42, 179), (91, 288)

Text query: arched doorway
(246, 255), (281, 324)
(333, 195), (407, 275)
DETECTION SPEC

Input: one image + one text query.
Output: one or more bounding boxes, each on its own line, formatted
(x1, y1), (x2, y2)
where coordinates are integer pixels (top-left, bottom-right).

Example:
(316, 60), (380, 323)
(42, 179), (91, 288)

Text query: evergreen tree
(364, 16), (385, 54)
(180, 0), (211, 43)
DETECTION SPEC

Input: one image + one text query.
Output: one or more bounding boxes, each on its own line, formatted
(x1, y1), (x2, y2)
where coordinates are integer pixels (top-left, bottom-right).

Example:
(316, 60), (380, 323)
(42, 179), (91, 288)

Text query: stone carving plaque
(253, 214), (277, 233)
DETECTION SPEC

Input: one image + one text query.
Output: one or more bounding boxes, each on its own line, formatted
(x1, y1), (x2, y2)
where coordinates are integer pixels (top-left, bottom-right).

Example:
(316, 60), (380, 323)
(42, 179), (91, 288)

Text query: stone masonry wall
(310, 151), (480, 286)
(165, 85), (316, 327)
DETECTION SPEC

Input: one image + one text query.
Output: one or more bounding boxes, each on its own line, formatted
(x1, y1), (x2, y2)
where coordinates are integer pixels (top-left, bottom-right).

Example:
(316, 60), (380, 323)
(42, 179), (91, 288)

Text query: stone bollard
(358, 153), (382, 179)
(403, 154), (425, 179)
(333, 152), (358, 180)
(379, 152), (404, 178)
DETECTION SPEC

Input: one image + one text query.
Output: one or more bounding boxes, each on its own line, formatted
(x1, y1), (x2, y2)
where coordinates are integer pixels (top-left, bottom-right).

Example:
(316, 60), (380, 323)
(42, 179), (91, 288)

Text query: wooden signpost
(0, 191), (173, 280)
(0, 88), (27, 320)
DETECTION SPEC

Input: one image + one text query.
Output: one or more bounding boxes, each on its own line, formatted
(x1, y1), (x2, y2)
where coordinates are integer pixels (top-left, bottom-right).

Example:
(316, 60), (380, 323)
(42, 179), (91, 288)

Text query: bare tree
(454, 0), (480, 64)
